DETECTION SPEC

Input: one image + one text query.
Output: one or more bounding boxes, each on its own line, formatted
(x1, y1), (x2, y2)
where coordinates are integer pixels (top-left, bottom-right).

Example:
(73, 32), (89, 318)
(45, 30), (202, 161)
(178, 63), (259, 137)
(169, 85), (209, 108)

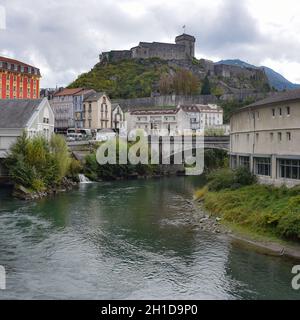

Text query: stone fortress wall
(100, 34), (196, 63)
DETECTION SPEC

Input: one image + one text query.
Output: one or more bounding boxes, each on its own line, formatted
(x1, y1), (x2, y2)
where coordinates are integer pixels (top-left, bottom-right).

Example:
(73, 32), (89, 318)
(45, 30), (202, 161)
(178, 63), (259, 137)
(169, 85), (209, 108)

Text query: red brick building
(0, 56), (41, 99)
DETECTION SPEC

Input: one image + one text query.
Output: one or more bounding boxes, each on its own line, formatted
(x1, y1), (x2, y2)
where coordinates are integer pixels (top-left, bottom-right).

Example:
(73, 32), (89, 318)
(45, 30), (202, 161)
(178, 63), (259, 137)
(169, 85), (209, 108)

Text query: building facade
(50, 88), (85, 132)
(100, 34), (196, 63)
(230, 89), (300, 187)
(74, 89), (96, 129)
(0, 99), (54, 177)
(83, 93), (112, 130)
(111, 103), (125, 131)
(0, 56), (41, 99)
(126, 104), (223, 136)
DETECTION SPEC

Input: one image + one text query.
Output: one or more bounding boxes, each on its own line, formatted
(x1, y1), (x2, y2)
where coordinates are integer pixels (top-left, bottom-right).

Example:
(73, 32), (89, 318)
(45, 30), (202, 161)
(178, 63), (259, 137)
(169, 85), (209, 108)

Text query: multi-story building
(0, 56), (41, 99)
(127, 104), (223, 136)
(74, 89), (96, 129)
(50, 88), (85, 132)
(111, 103), (125, 131)
(0, 98), (54, 178)
(83, 92), (112, 130)
(230, 88), (300, 187)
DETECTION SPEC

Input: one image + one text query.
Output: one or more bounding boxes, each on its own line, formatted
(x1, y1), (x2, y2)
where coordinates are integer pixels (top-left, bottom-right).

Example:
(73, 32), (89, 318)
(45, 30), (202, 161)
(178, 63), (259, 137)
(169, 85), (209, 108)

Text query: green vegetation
(5, 133), (80, 192)
(200, 75), (211, 95)
(84, 138), (160, 181)
(159, 69), (200, 95)
(220, 97), (257, 123)
(204, 149), (228, 172)
(69, 58), (172, 99)
(195, 168), (300, 242)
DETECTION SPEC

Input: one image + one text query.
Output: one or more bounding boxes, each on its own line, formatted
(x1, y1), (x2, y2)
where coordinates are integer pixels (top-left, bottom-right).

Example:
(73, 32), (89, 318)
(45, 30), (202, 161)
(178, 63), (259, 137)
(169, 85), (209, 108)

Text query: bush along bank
(5, 133), (82, 200)
(195, 167), (300, 244)
(84, 139), (173, 181)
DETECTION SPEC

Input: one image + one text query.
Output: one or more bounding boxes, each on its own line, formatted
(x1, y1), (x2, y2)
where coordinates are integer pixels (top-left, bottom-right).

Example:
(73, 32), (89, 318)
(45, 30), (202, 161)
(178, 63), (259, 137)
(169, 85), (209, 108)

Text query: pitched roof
(248, 89), (300, 108)
(0, 56), (38, 69)
(0, 99), (43, 128)
(83, 92), (106, 102)
(130, 108), (178, 115)
(54, 88), (84, 97)
(231, 89), (300, 115)
(74, 89), (95, 96)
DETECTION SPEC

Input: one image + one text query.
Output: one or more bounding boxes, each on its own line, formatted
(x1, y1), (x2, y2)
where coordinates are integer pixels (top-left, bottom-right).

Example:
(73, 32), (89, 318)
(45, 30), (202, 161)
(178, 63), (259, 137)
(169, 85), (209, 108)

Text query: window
(279, 108), (282, 116)
(270, 132), (274, 141)
(287, 132), (291, 141)
(272, 109), (275, 117)
(257, 111), (260, 119)
(230, 155), (237, 169)
(278, 132), (282, 142)
(247, 134), (250, 143)
(286, 106), (290, 116)
(256, 133), (259, 142)
(279, 159), (300, 180)
(254, 157), (271, 176)
(239, 156), (250, 169)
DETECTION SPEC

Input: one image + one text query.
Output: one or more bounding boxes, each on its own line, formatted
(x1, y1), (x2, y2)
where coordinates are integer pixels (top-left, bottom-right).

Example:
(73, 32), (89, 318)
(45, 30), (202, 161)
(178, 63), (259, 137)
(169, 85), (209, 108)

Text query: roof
(233, 89), (300, 115)
(0, 56), (38, 69)
(0, 56), (41, 77)
(130, 108), (178, 115)
(83, 92), (106, 102)
(179, 104), (223, 112)
(112, 103), (121, 111)
(0, 99), (43, 129)
(74, 89), (95, 96)
(54, 88), (84, 97)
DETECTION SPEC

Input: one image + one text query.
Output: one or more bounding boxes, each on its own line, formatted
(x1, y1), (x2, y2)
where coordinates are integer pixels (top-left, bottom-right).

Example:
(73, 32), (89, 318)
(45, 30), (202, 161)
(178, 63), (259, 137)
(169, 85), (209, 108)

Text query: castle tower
(175, 34), (196, 59)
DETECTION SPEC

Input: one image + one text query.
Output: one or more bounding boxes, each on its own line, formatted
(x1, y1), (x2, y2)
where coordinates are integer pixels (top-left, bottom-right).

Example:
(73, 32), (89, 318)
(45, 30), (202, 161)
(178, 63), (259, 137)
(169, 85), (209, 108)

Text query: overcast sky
(0, 0), (300, 88)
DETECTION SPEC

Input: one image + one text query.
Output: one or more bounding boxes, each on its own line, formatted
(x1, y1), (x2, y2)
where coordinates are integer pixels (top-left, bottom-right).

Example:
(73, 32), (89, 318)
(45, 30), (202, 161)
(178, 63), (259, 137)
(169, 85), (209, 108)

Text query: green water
(0, 177), (299, 299)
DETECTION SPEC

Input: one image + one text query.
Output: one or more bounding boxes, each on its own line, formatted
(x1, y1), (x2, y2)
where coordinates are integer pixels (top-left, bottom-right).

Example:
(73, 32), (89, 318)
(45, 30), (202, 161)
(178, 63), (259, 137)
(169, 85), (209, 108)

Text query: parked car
(96, 129), (117, 142)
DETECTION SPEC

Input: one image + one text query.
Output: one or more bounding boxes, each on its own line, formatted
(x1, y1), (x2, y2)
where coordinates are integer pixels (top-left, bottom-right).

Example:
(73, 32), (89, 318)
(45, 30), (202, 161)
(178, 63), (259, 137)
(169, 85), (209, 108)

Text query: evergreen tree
(201, 75), (211, 95)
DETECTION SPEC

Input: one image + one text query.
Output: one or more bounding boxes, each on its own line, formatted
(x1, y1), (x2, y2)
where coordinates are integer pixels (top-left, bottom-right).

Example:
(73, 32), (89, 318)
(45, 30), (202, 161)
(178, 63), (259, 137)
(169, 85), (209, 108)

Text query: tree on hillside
(201, 75), (211, 95)
(172, 69), (200, 95)
(159, 73), (173, 95)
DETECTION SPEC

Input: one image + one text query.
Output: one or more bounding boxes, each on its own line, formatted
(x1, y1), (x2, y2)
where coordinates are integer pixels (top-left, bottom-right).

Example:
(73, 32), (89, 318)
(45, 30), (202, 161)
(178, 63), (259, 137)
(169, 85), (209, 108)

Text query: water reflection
(0, 177), (299, 299)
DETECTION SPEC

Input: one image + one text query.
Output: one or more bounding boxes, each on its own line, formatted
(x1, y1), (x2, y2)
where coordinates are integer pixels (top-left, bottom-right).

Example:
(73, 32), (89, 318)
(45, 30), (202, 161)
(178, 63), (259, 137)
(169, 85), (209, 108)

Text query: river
(0, 177), (299, 300)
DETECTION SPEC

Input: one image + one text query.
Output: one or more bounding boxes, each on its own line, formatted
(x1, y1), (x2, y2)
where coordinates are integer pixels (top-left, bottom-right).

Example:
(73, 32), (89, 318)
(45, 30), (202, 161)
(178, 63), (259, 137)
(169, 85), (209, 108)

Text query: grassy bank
(195, 168), (300, 243)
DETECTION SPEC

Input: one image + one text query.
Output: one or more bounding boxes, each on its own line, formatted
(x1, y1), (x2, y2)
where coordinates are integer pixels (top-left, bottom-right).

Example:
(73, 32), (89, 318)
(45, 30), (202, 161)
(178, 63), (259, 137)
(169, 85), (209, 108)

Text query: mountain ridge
(216, 59), (300, 91)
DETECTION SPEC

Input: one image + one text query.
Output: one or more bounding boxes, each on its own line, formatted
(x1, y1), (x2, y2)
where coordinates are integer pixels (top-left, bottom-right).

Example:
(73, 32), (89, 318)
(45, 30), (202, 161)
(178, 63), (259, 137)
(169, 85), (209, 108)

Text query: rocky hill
(69, 57), (271, 99)
(217, 59), (300, 91)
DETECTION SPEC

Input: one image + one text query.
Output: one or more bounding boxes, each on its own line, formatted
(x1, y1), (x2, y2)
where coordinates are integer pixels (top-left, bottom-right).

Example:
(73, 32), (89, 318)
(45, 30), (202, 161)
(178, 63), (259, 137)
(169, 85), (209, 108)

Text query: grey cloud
(0, 0), (299, 87)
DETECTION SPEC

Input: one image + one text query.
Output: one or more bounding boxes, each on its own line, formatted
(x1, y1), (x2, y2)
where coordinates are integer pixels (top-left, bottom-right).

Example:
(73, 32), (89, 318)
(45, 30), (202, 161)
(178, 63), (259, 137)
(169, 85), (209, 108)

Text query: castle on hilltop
(100, 34), (196, 63)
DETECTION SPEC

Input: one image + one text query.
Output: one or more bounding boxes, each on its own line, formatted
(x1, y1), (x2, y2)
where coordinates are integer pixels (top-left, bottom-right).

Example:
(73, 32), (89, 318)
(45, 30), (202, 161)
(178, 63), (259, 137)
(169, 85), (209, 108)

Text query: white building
(0, 98), (54, 177)
(126, 104), (223, 136)
(111, 103), (125, 131)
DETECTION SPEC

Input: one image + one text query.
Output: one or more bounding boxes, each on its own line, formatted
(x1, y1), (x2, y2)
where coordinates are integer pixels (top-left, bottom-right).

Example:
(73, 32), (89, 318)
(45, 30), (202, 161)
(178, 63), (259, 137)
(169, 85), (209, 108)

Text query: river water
(0, 177), (299, 300)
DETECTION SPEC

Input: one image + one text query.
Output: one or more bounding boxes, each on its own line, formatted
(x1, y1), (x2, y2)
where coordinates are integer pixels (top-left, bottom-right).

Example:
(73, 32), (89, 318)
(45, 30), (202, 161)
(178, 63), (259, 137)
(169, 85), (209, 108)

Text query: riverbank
(194, 182), (300, 261)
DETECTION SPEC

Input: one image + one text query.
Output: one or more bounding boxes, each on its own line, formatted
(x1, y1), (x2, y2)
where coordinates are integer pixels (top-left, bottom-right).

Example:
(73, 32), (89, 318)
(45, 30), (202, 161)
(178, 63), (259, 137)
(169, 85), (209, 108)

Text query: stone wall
(113, 93), (272, 110)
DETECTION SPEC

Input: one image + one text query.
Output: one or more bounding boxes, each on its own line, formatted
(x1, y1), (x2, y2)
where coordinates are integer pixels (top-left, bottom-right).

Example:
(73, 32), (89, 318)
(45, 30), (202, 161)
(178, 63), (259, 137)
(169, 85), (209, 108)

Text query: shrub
(207, 168), (235, 191)
(6, 132), (73, 191)
(234, 167), (257, 186)
(278, 212), (300, 240)
(207, 167), (256, 191)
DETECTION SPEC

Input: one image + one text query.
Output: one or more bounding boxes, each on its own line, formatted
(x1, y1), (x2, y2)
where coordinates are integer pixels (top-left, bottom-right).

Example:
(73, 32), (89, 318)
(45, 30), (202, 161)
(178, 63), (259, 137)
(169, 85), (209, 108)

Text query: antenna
(183, 25), (186, 34)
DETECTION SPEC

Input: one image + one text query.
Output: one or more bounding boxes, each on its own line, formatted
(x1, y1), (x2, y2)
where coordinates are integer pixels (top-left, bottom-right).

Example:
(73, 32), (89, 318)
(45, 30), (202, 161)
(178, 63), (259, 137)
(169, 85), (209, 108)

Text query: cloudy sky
(0, 0), (300, 88)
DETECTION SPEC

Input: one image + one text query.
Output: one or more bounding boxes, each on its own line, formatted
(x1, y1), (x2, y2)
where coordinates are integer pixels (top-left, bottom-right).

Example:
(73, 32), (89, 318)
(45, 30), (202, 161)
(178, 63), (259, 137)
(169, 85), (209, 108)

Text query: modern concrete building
(0, 99), (54, 177)
(230, 89), (300, 186)
(83, 92), (112, 130)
